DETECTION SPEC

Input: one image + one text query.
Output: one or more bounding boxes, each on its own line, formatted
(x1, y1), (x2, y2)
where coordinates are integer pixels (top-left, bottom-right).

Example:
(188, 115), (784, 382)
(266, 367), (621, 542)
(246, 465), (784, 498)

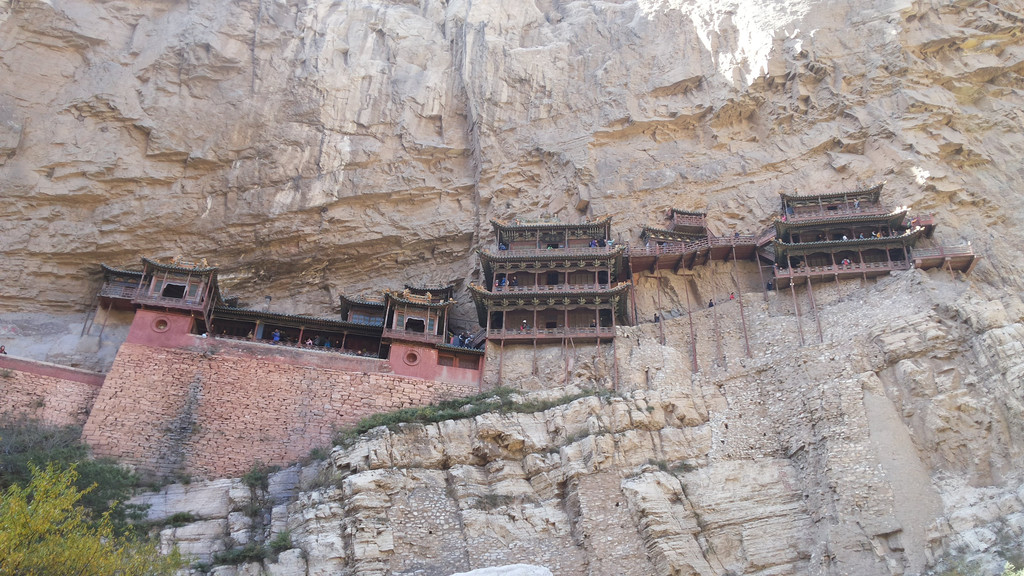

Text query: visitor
(0, 345), (6, 354)
(708, 299), (714, 308)
(729, 292), (735, 300)
(521, 319), (528, 331)
(653, 314), (659, 323)
(589, 239), (597, 248)
(305, 338), (313, 347)
(498, 242), (508, 251)
(272, 329), (281, 343)
(246, 330), (254, 339)
(510, 276), (518, 286)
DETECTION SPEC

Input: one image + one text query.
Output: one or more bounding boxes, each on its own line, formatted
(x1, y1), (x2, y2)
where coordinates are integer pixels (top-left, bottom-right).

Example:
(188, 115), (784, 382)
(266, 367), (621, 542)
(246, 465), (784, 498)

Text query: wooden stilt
(81, 291), (100, 336)
(498, 338), (505, 384)
(946, 258), (955, 281)
(755, 254), (768, 301)
(683, 275), (698, 373)
(806, 277), (823, 344)
(656, 273), (666, 345)
(732, 246), (751, 358)
(611, 336), (620, 392)
(533, 337), (538, 376)
(96, 300), (113, 340)
(790, 281), (805, 347)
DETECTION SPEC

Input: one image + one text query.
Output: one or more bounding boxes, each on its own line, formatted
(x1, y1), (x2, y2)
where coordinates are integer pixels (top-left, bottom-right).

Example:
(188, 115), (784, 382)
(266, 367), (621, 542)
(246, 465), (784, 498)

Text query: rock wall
(81, 341), (478, 479)
(2, 0), (1023, 323)
(139, 270), (1024, 575)
(0, 355), (104, 426)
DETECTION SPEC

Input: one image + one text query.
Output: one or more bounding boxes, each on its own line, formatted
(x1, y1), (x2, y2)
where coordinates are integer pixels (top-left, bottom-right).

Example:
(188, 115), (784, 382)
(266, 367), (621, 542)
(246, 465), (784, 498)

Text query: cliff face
(133, 270), (1024, 576)
(1, 0), (1022, 316)
(4, 1), (1024, 574)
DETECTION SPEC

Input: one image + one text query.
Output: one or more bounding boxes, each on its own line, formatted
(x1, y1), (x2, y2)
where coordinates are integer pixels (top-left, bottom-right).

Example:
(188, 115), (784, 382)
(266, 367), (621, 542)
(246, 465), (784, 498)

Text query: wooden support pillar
(732, 246), (751, 358)
(756, 254), (768, 301)
(298, 326), (305, 345)
(790, 281), (805, 347)
(497, 337), (504, 386)
(683, 274), (698, 373)
(858, 249), (867, 283)
(656, 273), (665, 345)
(946, 258), (955, 281)
(96, 300), (113, 340)
(806, 277), (823, 344)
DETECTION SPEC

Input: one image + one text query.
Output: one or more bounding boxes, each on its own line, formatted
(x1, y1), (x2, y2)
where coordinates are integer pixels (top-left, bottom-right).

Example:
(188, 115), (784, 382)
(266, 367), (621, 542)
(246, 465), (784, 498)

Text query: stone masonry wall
(0, 355), (104, 427)
(82, 342), (478, 479)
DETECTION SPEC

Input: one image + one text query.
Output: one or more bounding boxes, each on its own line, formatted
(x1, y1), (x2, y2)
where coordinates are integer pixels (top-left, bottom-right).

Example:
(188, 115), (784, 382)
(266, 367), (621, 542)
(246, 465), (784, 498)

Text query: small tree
(0, 463), (182, 576)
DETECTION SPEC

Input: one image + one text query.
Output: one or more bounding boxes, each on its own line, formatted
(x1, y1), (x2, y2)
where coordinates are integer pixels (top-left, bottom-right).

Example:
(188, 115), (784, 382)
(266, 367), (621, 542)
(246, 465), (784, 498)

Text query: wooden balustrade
(492, 283), (610, 293)
(911, 244), (974, 258)
(487, 326), (614, 339)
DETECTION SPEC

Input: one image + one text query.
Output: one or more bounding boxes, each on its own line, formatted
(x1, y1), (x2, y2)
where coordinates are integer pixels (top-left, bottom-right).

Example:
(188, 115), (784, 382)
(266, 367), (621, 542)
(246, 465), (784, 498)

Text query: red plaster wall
(389, 342), (482, 388)
(82, 341), (478, 479)
(0, 356), (104, 427)
(126, 309), (200, 348)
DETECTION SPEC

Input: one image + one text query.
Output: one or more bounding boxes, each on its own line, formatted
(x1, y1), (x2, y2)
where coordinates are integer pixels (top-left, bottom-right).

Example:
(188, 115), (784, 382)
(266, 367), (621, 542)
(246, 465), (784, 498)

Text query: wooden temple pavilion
(469, 216), (632, 342)
(91, 257), (220, 338)
(627, 209), (758, 275)
(766, 183), (976, 288)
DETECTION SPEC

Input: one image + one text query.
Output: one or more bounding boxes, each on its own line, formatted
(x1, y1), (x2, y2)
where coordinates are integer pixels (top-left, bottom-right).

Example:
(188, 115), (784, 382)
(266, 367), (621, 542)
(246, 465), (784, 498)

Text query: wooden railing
(671, 214), (706, 228)
(784, 205), (891, 221)
(214, 334), (385, 359)
(382, 327), (445, 344)
(133, 293), (208, 311)
(491, 245), (619, 258)
(911, 244), (974, 259)
(709, 234), (756, 247)
(492, 283), (610, 293)
(99, 283), (139, 299)
(774, 260), (912, 279)
(626, 238), (710, 258)
(488, 326), (614, 338)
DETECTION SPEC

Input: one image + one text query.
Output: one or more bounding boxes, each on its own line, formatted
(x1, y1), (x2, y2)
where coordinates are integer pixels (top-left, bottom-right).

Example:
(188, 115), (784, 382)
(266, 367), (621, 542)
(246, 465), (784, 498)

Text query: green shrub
(241, 461), (280, 492)
(332, 387), (613, 446)
(211, 542), (267, 565)
(0, 417), (146, 536)
(268, 530), (292, 555)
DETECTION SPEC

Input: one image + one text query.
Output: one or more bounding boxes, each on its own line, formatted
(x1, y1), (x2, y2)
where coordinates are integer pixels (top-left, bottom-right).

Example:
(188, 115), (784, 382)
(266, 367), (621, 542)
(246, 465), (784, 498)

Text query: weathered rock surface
(134, 270), (1024, 575)
(1, 0), (1023, 325)
(5, 0), (1024, 574)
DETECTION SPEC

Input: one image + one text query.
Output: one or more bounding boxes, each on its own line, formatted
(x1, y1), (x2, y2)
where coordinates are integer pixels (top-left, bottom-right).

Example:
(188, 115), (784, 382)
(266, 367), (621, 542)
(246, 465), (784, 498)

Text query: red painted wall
(388, 342), (482, 389)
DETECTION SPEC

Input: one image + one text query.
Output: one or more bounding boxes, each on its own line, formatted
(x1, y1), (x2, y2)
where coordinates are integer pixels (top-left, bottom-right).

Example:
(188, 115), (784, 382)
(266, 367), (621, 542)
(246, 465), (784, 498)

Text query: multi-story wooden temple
(765, 183), (976, 288)
(469, 217), (632, 342)
(93, 259), (482, 386)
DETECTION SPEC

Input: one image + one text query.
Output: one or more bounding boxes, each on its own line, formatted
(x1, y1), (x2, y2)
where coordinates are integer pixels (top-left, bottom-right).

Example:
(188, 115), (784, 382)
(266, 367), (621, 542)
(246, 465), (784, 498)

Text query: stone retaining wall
(0, 355), (104, 426)
(82, 342), (478, 479)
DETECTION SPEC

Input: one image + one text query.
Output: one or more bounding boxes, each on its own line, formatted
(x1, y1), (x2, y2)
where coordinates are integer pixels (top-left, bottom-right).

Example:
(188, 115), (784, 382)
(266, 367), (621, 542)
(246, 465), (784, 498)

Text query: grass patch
(332, 386), (616, 447)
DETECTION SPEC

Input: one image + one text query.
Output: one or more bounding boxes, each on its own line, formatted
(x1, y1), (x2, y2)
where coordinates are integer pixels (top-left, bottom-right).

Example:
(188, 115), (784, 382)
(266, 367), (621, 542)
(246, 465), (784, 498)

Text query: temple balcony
(133, 292), (209, 312)
(382, 327), (445, 345)
(486, 326), (615, 342)
(492, 245), (620, 258)
(99, 281), (140, 301)
(784, 205), (892, 222)
(772, 260), (912, 288)
(626, 235), (758, 274)
(912, 244), (978, 273)
(491, 283), (612, 294)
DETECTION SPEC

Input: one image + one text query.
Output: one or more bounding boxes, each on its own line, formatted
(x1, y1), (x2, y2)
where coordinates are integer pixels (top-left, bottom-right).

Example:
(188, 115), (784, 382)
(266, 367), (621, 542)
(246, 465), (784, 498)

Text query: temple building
(93, 258), (482, 387)
(628, 208), (758, 275)
(469, 216), (632, 342)
(767, 183), (976, 288)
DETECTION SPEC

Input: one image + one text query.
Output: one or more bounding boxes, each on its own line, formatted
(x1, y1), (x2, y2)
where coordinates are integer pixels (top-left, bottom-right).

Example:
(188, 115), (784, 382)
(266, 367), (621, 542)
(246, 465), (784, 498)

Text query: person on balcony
(521, 320), (529, 331)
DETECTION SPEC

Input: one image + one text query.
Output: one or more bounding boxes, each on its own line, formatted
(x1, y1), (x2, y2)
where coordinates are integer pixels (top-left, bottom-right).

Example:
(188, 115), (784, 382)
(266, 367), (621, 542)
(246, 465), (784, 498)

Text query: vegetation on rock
(0, 463), (182, 576)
